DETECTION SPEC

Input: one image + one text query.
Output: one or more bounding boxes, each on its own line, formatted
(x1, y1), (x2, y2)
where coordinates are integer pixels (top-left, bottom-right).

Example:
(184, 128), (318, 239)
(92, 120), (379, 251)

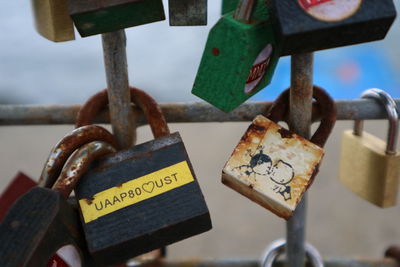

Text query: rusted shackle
(38, 125), (118, 188)
(267, 85), (337, 148)
(52, 141), (116, 198)
(76, 86), (170, 139)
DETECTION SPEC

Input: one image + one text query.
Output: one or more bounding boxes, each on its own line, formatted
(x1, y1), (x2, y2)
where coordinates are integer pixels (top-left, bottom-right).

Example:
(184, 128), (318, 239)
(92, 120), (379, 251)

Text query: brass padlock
(31, 0), (75, 42)
(339, 89), (400, 208)
(222, 86), (336, 219)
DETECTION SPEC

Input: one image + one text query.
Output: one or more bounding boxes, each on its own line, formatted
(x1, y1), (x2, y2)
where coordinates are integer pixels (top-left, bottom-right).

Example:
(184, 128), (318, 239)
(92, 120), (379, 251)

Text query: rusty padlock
(222, 86), (336, 219)
(73, 87), (212, 265)
(0, 129), (116, 266)
(339, 89), (400, 208)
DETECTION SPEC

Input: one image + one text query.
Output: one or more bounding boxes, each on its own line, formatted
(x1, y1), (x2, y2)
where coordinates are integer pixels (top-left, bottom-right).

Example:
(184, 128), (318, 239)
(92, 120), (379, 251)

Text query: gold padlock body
(339, 130), (400, 208)
(31, 0), (75, 42)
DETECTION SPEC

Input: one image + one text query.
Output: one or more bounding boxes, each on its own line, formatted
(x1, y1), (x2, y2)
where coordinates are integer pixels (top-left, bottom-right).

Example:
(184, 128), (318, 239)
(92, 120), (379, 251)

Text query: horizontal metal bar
(127, 258), (397, 267)
(0, 99), (399, 126)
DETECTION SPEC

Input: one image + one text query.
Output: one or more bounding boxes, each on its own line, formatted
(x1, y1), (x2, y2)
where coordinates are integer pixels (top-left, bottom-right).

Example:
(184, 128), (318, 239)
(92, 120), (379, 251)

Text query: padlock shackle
(267, 85), (337, 148)
(260, 238), (323, 267)
(353, 89), (399, 155)
(52, 141), (116, 199)
(76, 86), (170, 140)
(234, 0), (256, 23)
(38, 125), (118, 188)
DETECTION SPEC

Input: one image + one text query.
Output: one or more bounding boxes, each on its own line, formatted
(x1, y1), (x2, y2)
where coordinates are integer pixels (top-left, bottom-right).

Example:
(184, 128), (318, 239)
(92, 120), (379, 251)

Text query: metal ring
(353, 89), (399, 154)
(261, 238), (324, 267)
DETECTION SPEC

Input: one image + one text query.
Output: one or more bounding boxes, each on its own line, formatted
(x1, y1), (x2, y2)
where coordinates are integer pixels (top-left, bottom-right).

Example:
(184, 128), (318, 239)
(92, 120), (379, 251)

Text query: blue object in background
(253, 44), (400, 101)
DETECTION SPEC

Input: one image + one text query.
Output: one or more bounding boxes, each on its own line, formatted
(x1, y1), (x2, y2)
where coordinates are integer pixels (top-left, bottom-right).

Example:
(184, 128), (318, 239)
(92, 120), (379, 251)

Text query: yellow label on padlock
(79, 161), (194, 223)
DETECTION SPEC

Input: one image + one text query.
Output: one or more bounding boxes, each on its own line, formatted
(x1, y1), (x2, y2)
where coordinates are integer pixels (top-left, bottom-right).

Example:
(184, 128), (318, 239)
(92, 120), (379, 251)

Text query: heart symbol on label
(142, 182), (155, 193)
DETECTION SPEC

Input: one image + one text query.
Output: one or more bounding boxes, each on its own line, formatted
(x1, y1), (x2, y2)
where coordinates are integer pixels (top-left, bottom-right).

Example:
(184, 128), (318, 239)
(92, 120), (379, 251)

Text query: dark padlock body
(75, 132), (212, 265)
(270, 0), (396, 56)
(0, 187), (86, 267)
(68, 0), (165, 37)
(169, 0), (207, 26)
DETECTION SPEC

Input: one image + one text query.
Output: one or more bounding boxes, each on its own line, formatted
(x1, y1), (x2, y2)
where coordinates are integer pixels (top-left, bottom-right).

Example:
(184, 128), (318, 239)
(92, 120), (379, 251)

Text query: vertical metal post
(101, 29), (163, 261)
(286, 53), (314, 267)
(102, 30), (136, 148)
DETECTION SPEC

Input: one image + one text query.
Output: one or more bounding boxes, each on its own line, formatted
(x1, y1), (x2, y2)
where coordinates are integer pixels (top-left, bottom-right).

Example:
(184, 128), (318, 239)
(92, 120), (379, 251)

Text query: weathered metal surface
(102, 30), (136, 148)
(38, 125), (117, 188)
(169, 0), (207, 26)
(286, 52), (313, 267)
(222, 115), (324, 219)
(52, 141), (116, 199)
(0, 99), (399, 125)
(76, 87), (170, 138)
(124, 258), (398, 266)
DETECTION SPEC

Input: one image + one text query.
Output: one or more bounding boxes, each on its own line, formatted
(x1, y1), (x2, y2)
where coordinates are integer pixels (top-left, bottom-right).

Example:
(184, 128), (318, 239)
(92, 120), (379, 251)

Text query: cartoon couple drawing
(234, 149), (295, 201)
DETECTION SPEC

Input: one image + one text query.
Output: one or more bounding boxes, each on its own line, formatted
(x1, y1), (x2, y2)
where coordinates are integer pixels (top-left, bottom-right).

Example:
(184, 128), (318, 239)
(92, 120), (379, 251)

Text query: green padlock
(192, 0), (280, 113)
(221, 0), (239, 15)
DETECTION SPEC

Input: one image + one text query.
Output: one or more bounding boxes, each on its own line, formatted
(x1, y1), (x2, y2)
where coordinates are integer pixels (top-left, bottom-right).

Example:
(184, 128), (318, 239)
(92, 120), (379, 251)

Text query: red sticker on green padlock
(245, 44), (273, 94)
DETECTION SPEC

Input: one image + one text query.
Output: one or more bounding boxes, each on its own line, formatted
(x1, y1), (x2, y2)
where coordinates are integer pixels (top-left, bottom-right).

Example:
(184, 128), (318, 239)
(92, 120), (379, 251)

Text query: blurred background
(0, 0), (400, 262)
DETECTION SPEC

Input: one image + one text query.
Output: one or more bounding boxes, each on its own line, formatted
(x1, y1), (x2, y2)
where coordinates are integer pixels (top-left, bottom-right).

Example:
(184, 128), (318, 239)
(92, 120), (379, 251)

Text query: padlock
(221, 0), (239, 14)
(192, 0), (280, 113)
(270, 0), (397, 56)
(169, 0), (207, 26)
(68, 0), (166, 37)
(339, 89), (400, 208)
(0, 172), (36, 221)
(30, 0), (75, 42)
(222, 86), (336, 219)
(73, 87), (212, 265)
(0, 138), (116, 266)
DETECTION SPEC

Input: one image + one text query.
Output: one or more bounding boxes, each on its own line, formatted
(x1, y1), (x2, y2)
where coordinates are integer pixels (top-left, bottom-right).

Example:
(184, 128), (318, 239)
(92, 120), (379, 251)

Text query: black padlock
(74, 87), (212, 265)
(0, 136), (116, 266)
(270, 0), (397, 55)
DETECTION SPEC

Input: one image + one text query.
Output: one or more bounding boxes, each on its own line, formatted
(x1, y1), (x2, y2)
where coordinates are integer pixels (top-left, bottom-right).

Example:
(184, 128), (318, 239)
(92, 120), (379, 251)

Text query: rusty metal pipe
(0, 99), (399, 125)
(286, 53), (314, 267)
(102, 30), (136, 148)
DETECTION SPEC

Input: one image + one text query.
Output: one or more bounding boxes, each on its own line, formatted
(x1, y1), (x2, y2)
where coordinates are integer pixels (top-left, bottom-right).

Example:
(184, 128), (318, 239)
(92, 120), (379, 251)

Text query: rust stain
(277, 127), (294, 139)
(84, 198), (93, 205)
